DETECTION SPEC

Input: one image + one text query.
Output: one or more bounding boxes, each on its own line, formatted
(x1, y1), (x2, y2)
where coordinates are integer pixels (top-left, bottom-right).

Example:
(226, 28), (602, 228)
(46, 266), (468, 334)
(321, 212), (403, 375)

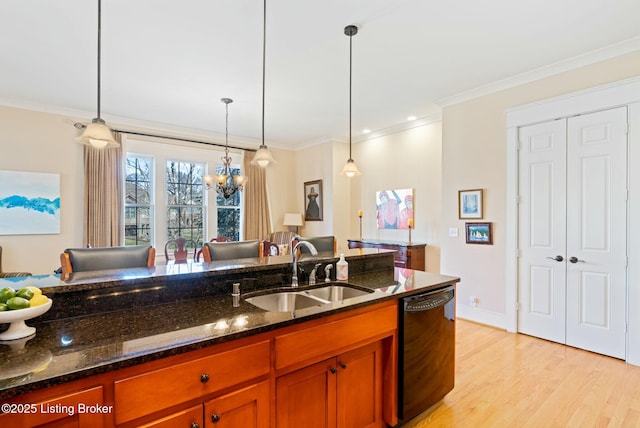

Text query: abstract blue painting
(0, 170), (60, 235)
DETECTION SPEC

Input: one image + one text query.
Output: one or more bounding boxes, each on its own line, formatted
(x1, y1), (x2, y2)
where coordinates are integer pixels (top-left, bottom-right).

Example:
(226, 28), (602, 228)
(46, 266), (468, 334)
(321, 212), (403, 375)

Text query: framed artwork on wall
(458, 189), (483, 219)
(465, 222), (493, 245)
(375, 188), (413, 229)
(304, 180), (323, 221)
(0, 170), (61, 235)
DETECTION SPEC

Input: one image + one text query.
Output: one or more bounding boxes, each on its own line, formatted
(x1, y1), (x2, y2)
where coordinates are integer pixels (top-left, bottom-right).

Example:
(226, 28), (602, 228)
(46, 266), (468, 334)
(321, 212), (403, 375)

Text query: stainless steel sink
(244, 283), (374, 312)
(302, 284), (372, 302)
(244, 292), (324, 312)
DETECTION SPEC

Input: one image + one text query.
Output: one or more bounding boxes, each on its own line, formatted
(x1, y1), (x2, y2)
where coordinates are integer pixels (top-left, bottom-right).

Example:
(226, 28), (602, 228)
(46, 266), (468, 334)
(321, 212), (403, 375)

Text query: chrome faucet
(309, 263), (322, 286)
(291, 240), (318, 287)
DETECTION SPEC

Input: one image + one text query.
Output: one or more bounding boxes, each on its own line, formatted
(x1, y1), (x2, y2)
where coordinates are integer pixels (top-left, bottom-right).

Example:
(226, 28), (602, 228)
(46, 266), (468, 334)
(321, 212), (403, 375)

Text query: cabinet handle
(329, 367), (337, 374)
(339, 362), (347, 369)
(211, 413), (221, 423)
(200, 373), (210, 383)
(191, 423), (200, 428)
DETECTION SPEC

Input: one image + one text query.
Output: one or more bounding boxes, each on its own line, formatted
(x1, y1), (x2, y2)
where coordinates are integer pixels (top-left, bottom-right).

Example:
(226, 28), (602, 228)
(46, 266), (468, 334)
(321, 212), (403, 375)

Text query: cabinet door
(276, 358), (337, 428)
(337, 341), (383, 428)
(137, 405), (203, 428)
(0, 386), (104, 428)
(204, 381), (269, 428)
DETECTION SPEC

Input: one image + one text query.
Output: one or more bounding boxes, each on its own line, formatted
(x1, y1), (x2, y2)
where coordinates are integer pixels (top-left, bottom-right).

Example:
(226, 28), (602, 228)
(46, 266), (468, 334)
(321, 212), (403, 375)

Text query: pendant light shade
(76, 118), (118, 149)
(340, 24), (360, 177)
(251, 0), (276, 168)
(76, 0), (118, 149)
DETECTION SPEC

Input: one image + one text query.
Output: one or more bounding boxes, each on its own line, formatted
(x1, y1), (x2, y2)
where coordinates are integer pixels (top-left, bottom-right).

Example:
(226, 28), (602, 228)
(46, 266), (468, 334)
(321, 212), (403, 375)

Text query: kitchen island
(0, 249), (459, 427)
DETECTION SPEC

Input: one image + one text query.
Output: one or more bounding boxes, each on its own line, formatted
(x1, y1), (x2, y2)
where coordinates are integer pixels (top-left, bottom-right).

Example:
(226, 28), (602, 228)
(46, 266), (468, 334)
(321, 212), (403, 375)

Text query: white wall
(0, 106), (298, 275)
(0, 107), (84, 274)
(290, 121), (443, 269)
(441, 50), (640, 327)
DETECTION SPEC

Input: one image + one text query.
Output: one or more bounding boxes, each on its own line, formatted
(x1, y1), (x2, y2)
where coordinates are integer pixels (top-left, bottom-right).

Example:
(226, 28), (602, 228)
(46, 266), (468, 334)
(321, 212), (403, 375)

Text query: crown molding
(437, 36), (640, 108)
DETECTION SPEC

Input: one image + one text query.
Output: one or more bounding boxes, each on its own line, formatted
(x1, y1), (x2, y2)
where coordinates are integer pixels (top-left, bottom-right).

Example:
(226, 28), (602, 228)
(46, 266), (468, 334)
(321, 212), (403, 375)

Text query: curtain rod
(73, 122), (257, 152)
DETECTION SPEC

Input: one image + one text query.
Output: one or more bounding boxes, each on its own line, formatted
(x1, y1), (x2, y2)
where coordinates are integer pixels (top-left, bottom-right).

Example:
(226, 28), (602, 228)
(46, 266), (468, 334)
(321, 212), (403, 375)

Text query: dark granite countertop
(0, 250), (459, 400)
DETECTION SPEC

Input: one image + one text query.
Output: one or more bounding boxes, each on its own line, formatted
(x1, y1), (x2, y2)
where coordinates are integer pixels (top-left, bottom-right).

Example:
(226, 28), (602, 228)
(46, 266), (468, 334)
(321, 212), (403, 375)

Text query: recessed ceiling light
(407, 116), (417, 121)
(362, 129), (371, 134)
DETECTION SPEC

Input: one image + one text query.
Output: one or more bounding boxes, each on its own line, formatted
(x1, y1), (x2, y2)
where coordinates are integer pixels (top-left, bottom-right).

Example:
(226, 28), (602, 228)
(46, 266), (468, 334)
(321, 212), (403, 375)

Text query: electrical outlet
(469, 296), (477, 307)
(449, 227), (458, 238)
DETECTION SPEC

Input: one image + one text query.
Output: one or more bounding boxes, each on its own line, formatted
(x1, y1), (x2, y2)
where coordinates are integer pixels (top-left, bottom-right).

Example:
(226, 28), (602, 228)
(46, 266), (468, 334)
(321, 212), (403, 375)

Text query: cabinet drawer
(114, 340), (270, 424)
(274, 304), (396, 370)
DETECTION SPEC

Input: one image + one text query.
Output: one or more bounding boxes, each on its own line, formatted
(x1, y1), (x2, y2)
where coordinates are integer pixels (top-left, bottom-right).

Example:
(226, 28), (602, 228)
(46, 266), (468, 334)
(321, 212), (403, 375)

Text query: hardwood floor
(403, 319), (640, 428)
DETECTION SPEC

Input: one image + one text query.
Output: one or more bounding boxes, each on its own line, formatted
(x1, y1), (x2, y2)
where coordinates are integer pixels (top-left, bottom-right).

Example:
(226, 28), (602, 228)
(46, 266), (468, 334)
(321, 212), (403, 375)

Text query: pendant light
(251, 0), (276, 168)
(76, 0), (118, 149)
(341, 25), (361, 177)
(203, 98), (248, 199)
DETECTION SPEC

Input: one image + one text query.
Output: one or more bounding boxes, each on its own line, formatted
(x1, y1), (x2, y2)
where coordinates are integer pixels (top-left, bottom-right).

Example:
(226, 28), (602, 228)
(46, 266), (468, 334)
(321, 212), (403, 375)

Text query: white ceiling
(1, 0), (639, 150)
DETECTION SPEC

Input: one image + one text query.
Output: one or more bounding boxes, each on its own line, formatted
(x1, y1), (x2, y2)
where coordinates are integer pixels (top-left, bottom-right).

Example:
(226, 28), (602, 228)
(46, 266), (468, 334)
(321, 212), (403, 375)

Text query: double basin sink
(244, 282), (373, 312)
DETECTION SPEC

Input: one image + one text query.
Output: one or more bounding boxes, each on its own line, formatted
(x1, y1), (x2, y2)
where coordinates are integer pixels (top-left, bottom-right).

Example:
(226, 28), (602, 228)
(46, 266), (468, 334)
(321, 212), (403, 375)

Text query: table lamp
(283, 213), (304, 234)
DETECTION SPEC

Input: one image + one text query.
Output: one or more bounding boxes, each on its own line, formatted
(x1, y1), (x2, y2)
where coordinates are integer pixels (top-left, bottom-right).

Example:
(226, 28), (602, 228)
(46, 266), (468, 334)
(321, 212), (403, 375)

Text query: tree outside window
(216, 166), (241, 241)
(166, 161), (205, 247)
(124, 155), (153, 246)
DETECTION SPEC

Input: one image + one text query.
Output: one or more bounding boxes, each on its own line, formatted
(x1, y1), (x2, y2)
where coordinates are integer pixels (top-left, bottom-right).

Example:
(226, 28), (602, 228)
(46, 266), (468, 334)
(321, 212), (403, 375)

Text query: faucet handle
(309, 263), (321, 286)
(324, 264), (333, 282)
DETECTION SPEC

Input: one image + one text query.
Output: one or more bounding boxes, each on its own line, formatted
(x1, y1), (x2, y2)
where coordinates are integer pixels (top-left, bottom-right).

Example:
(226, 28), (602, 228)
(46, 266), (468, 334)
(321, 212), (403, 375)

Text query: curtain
(83, 132), (124, 247)
(243, 153), (271, 240)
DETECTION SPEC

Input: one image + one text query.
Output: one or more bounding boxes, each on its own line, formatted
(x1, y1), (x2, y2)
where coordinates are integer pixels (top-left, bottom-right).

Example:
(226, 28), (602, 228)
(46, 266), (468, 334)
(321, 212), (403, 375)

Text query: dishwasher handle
(404, 287), (454, 312)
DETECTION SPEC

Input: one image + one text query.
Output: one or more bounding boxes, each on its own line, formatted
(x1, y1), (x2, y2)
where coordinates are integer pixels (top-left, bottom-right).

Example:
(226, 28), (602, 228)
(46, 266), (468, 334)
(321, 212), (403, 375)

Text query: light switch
(448, 227), (458, 238)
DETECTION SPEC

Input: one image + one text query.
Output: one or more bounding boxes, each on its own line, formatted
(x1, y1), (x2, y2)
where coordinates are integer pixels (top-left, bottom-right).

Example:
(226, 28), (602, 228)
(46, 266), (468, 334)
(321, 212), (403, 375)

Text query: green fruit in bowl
(6, 296), (30, 310)
(0, 303), (8, 312)
(16, 288), (34, 300)
(0, 287), (16, 303)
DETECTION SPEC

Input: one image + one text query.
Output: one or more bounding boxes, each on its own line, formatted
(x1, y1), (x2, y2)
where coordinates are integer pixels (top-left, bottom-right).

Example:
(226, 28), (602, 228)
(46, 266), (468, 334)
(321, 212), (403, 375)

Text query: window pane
(167, 160), (205, 243)
(125, 155), (154, 246)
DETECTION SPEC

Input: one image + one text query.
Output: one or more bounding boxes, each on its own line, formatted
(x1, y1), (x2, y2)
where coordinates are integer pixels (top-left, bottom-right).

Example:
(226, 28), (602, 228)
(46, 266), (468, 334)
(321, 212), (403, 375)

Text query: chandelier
(203, 98), (248, 199)
(340, 25), (361, 177)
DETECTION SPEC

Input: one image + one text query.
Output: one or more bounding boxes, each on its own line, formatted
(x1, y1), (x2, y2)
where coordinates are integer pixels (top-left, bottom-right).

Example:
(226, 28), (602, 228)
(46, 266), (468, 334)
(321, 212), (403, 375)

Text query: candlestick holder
(408, 225), (412, 245)
(359, 215), (363, 240)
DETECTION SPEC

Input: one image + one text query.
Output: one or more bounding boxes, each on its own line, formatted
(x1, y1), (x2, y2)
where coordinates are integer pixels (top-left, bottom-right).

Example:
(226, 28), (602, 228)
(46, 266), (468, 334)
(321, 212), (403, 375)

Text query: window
(216, 166), (242, 241)
(166, 160), (205, 244)
(124, 155), (153, 246)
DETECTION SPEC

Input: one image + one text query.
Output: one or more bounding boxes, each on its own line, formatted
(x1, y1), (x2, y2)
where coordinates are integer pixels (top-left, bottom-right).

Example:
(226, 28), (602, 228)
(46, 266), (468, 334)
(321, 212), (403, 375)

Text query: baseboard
(456, 304), (506, 330)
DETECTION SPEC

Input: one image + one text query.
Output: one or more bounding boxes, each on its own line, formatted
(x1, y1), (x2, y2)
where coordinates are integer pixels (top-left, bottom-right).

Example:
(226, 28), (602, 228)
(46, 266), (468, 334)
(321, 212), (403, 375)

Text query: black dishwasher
(398, 285), (455, 424)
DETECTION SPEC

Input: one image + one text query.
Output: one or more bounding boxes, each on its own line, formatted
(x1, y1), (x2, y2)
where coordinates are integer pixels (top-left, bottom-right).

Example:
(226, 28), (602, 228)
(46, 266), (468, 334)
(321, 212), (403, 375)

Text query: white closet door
(565, 107), (628, 359)
(517, 119), (567, 343)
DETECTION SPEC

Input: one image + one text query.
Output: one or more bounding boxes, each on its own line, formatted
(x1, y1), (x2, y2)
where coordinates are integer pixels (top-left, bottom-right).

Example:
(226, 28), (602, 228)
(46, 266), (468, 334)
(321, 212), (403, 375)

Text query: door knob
(546, 255), (564, 262)
(569, 257), (584, 264)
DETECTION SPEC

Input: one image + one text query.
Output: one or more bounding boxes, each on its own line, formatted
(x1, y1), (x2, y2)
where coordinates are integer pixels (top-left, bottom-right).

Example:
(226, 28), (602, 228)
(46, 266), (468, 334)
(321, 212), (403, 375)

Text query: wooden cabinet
(347, 239), (426, 271)
(114, 340), (270, 426)
(274, 304), (395, 428)
(276, 342), (383, 428)
(204, 381), (269, 428)
(138, 381), (269, 428)
(2, 302), (398, 428)
(0, 385), (105, 428)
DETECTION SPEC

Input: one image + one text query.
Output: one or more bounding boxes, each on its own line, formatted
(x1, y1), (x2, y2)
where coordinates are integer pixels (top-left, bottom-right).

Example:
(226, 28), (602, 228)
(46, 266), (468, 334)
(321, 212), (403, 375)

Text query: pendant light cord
(97, 0), (102, 120)
(261, 0), (266, 147)
(349, 30), (352, 160)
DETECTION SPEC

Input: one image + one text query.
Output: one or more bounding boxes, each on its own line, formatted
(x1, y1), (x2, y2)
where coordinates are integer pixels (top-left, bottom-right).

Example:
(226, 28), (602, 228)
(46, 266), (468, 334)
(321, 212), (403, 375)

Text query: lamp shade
(340, 159), (361, 177)
(251, 144), (276, 167)
(283, 213), (304, 227)
(76, 119), (119, 148)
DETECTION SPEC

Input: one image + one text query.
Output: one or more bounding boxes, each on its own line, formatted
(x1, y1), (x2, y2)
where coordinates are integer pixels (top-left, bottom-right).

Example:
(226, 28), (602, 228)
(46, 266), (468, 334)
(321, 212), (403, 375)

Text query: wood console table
(347, 239), (426, 271)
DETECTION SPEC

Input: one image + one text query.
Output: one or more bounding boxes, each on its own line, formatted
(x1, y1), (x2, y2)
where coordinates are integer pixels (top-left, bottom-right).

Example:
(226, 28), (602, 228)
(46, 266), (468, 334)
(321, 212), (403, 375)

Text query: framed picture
(458, 189), (483, 219)
(0, 170), (61, 235)
(465, 222), (493, 245)
(304, 180), (323, 221)
(376, 188), (413, 229)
